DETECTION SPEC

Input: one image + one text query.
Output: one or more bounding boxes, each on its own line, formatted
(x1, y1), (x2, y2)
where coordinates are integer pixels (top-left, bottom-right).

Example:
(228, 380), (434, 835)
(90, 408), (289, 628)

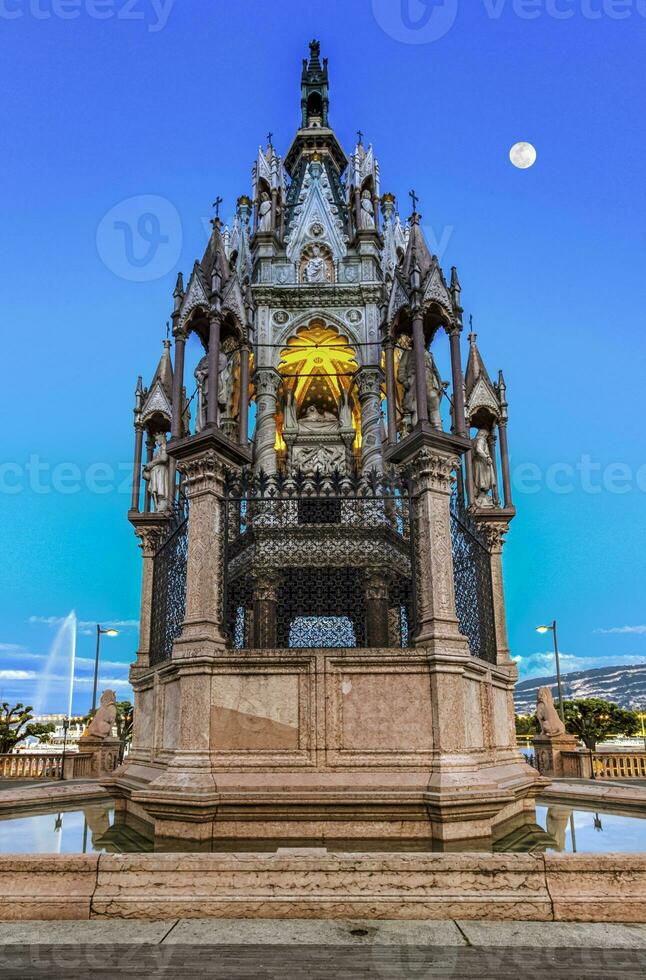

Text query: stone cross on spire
(409, 189), (419, 216)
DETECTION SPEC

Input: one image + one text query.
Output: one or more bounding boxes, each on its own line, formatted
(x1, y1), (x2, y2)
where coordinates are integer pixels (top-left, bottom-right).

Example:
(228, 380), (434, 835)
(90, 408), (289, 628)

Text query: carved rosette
(410, 448), (459, 496)
(177, 450), (228, 499)
(356, 366), (384, 475)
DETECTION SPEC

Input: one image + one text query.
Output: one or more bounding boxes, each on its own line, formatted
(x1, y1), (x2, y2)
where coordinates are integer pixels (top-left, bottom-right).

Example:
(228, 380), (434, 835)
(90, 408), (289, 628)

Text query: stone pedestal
(75, 736), (121, 778)
(533, 734), (580, 779)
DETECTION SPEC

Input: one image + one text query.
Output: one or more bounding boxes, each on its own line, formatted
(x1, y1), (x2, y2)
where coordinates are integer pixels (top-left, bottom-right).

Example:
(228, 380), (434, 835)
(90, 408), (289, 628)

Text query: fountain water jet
(34, 611), (77, 717)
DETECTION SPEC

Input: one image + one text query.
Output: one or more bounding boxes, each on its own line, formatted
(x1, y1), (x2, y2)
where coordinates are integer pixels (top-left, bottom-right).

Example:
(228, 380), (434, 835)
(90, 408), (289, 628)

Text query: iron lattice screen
(149, 498), (188, 666)
(450, 495), (497, 664)
(223, 469), (415, 650)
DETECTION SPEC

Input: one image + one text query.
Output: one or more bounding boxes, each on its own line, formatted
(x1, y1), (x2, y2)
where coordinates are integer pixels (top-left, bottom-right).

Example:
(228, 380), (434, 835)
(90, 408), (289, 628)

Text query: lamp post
(536, 620), (565, 723)
(92, 625), (119, 713)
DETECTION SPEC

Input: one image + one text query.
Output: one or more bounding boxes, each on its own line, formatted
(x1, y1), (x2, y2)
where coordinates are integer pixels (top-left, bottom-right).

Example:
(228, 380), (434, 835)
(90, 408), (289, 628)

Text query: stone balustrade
(592, 751), (646, 780)
(0, 752), (96, 780)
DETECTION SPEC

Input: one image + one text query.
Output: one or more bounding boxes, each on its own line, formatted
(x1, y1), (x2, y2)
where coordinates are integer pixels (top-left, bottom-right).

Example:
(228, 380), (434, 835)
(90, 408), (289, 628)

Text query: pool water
(1, 801), (645, 854)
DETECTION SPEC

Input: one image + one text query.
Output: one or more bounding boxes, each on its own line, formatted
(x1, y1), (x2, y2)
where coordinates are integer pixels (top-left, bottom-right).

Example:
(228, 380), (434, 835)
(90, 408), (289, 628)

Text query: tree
(562, 697), (640, 751)
(0, 702), (55, 754)
(115, 700), (133, 762)
(515, 713), (539, 736)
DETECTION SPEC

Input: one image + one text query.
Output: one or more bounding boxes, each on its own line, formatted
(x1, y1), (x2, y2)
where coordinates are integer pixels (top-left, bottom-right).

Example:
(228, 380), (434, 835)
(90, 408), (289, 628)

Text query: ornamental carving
(253, 368), (282, 398)
(272, 310), (290, 325)
(177, 450), (228, 497)
(346, 308), (362, 324)
(473, 519), (509, 552)
(410, 448), (459, 495)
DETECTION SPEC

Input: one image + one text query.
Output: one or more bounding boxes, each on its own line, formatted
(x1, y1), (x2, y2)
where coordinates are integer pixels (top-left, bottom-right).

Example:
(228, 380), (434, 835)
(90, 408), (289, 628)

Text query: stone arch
(272, 311), (364, 368)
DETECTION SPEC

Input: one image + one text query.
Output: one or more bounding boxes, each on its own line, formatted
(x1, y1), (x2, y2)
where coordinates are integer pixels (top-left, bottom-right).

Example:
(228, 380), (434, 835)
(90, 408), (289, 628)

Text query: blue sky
(1, 0), (645, 713)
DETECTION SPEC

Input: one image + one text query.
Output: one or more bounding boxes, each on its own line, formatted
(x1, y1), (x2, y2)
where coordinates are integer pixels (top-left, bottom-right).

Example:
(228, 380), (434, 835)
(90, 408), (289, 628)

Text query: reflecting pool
(1, 800), (646, 853)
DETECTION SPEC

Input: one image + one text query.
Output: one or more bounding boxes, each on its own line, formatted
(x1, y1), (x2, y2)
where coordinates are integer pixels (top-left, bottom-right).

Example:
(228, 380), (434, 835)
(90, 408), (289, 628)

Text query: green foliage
(515, 713), (539, 736)
(115, 701), (133, 760)
(0, 702), (42, 754)
(562, 697), (640, 750)
(25, 723), (56, 745)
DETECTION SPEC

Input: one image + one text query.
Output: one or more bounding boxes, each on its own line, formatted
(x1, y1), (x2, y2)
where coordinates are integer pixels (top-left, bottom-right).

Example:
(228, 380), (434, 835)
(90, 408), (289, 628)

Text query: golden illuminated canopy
(276, 321), (361, 447)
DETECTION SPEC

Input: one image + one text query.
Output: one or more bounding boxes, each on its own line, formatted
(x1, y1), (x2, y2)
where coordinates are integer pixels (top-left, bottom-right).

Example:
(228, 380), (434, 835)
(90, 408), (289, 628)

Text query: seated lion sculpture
(85, 689), (117, 740)
(535, 686), (566, 737)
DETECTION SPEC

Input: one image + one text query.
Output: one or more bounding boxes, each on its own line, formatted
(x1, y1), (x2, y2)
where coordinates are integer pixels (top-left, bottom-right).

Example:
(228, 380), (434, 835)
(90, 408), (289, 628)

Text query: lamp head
(536, 625), (551, 634)
(104, 629), (119, 637)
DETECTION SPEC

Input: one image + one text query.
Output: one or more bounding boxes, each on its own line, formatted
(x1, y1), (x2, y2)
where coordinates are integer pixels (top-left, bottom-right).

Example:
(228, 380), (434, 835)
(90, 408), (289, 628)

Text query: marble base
(106, 645), (545, 844)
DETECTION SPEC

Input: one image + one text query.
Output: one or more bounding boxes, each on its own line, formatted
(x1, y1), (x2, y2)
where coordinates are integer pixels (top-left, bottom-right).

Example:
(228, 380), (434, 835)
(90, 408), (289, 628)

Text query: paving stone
(0, 919), (176, 945)
(164, 917), (466, 946)
(456, 919), (646, 948)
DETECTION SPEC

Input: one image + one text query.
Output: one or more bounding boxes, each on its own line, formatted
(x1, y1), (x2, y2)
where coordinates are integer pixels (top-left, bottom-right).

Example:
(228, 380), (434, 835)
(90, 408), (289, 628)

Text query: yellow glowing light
(276, 323), (361, 448)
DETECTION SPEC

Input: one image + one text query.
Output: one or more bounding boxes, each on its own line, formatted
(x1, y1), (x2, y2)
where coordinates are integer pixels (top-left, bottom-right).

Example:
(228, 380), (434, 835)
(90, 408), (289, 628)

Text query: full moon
(509, 142), (537, 169)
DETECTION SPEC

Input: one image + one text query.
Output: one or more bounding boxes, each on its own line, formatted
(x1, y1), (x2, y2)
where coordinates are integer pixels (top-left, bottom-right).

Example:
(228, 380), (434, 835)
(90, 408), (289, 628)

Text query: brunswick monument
(106, 42), (543, 846)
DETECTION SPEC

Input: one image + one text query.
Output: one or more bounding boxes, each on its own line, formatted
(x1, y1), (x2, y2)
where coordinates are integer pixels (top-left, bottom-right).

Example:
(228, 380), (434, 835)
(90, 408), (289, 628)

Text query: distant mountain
(514, 663), (646, 714)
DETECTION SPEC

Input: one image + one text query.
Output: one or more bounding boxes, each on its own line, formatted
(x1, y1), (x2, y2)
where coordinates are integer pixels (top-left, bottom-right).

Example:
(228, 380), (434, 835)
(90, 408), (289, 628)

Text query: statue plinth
(77, 735), (121, 778)
(533, 734), (580, 779)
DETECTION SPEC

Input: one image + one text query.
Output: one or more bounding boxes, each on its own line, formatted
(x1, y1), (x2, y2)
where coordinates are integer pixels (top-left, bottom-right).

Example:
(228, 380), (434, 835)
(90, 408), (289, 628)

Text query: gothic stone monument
(106, 41), (543, 846)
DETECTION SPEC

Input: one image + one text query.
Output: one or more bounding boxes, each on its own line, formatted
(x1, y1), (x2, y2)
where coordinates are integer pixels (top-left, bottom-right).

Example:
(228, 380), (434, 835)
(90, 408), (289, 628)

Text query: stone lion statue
(535, 686), (566, 737)
(86, 689), (117, 740)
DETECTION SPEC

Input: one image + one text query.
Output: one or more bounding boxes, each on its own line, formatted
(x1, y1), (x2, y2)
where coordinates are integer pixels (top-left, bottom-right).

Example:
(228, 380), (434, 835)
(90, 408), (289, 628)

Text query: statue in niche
(258, 191), (272, 232)
(360, 189), (376, 230)
(397, 345), (444, 432)
(194, 356), (208, 433)
(143, 432), (170, 512)
(86, 690), (117, 740)
(472, 429), (496, 507)
(298, 403), (339, 433)
(536, 686), (566, 738)
(339, 389), (354, 430)
(302, 244), (332, 284)
(283, 389), (298, 433)
(194, 349), (234, 432)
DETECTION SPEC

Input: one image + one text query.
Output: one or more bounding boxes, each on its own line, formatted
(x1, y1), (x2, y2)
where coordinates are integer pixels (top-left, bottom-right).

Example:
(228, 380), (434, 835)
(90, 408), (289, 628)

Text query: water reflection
(0, 801), (645, 854)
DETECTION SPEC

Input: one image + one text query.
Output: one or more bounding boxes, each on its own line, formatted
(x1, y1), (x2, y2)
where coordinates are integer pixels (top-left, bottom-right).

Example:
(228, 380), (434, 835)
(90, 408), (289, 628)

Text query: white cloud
(0, 670), (36, 680)
(0, 643), (26, 653)
(514, 651), (646, 680)
(594, 626), (646, 635)
(29, 616), (139, 637)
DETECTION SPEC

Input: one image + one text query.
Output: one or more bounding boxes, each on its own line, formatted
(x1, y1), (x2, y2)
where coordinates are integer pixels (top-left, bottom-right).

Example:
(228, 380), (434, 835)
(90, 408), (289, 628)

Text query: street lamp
(536, 620), (565, 723)
(92, 625), (119, 713)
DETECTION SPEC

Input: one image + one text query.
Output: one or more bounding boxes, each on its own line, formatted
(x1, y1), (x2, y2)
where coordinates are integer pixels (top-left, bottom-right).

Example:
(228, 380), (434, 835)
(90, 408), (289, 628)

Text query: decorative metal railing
(223, 468), (415, 650)
(449, 494), (497, 664)
(149, 494), (189, 666)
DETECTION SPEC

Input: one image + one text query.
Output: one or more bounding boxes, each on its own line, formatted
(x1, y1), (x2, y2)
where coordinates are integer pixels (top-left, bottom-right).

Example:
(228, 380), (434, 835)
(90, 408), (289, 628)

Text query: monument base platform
(105, 645), (545, 846)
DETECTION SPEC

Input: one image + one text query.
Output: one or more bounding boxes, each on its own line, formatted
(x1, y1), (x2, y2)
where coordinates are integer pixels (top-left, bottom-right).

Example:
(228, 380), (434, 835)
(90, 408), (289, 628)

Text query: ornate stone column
(356, 366), (384, 474)
(448, 327), (467, 437)
(131, 420), (144, 512)
(238, 345), (250, 447)
(410, 447), (464, 648)
(207, 313), (222, 427)
(252, 573), (281, 649)
(174, 449), (229, 657)
(130, 518), (165, 669)
(253, 367), (281, 475)
(498, 420), (513, 509)
(383, 340), (398, 446)
(365, 569), (390, 647)
(477, 519), (513, 666)
(412, 313), (429, 426)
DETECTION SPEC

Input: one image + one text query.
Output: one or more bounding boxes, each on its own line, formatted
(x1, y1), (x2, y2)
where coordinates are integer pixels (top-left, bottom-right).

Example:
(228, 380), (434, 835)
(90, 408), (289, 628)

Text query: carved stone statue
(302, 245), (331, 284)
(397, 346), (444, 432)
(360, 189), (375, 230)
(295, 443), (346, 476)
(258, 191), (272, 232)
(86, 689), (117, 739)
(298, 403), (339, 433)
(194, 356), (208, 433)
(194, 350), (234, 432)
(339, 389), (354, 430)
(472, 429), (496, 507)
(283, 389), (298, 433)
(536, 686), (566, 738)
(424, 349), (444, 430)
(143, 432), (170, 512)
